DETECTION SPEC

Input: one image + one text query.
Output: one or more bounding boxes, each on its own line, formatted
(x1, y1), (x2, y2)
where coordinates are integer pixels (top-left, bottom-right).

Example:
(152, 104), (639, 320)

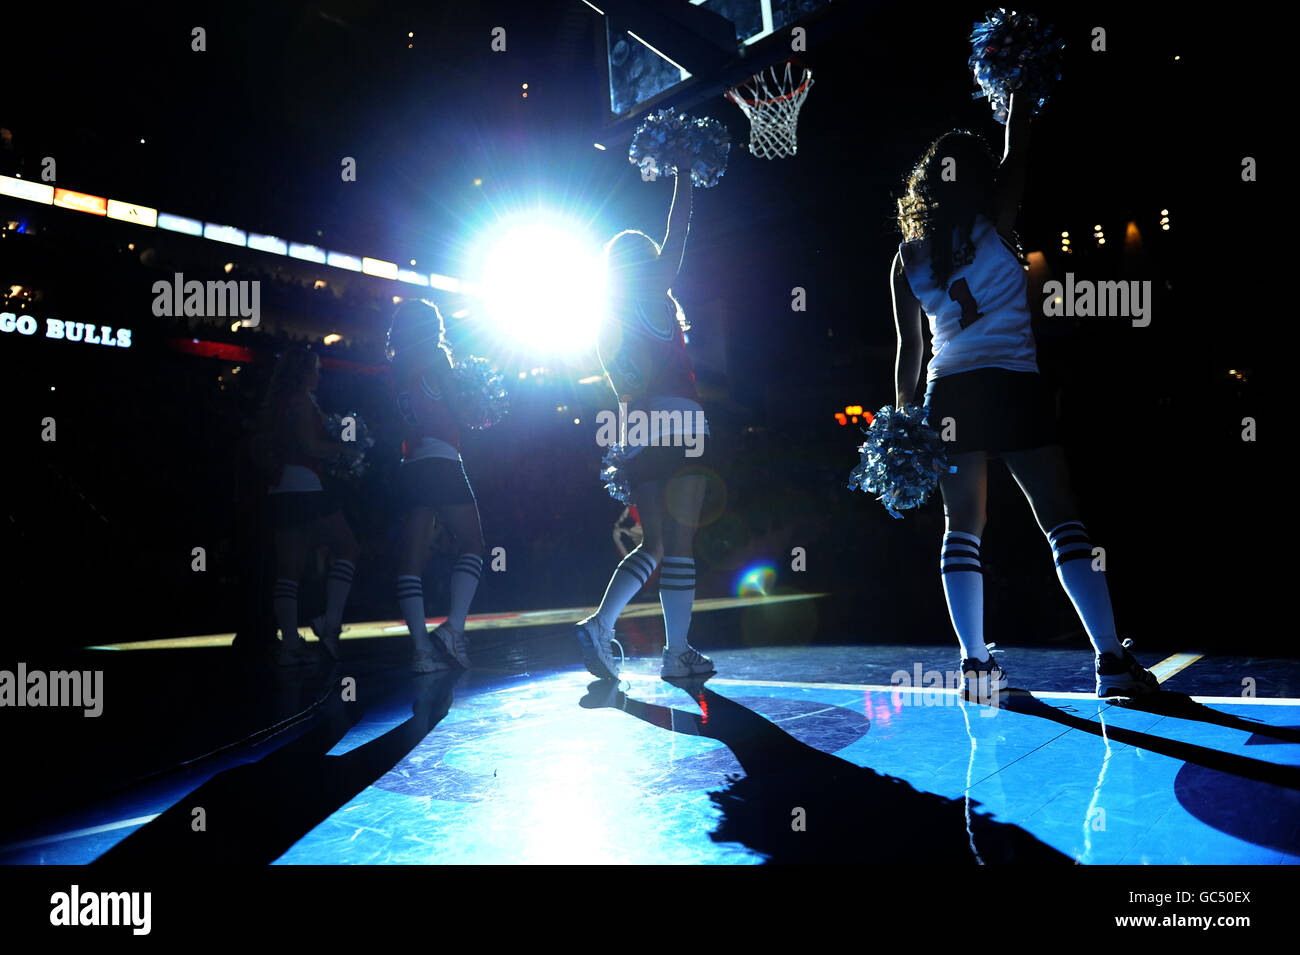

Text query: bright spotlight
(479, 223), (604, 354)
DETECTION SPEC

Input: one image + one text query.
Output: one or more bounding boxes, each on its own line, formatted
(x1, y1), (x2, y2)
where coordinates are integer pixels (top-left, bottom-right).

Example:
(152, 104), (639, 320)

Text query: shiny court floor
(3, 636), (1298, 865)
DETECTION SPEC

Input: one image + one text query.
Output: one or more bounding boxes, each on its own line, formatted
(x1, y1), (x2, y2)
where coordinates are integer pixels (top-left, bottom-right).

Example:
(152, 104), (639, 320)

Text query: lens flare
(735, 564), (777, 597)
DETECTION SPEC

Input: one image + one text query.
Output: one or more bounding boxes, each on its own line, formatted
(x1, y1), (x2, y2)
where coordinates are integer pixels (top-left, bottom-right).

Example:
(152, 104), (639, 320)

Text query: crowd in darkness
(3, 197), (1269, 656)
(3, 214), (887, 651)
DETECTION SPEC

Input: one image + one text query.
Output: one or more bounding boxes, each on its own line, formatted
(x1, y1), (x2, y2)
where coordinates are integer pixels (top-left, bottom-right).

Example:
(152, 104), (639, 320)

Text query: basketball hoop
(725, 59), (814, 160)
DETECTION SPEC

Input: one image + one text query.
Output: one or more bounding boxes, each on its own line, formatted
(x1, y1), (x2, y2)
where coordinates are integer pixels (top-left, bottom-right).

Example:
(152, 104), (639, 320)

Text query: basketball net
(725, 60), (814, 160)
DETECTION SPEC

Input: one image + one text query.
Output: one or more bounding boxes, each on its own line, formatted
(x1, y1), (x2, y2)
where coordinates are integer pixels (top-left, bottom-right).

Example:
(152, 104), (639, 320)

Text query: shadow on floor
(94, 670), (462, 864)
(583, 678), (1075, 864)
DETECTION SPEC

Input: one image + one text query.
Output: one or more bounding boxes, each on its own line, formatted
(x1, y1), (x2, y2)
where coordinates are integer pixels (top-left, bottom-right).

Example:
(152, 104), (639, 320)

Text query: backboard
(583, 0), (841, 140)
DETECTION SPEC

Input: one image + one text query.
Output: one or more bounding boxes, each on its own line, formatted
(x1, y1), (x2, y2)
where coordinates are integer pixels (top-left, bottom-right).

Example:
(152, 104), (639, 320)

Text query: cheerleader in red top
(575, 171), (715, 682)
(257, 347), (360, 665)
(387, 299), (485, 673)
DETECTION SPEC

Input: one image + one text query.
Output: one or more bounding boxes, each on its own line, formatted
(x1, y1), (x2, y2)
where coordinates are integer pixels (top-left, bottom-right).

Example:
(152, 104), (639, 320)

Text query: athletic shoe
(661, 645), (715, 680)
(433, 624), (471, 669)
(959, 652), (1008, 702)
(412, 629), (450, 674)
(311, 616), (342, 660)
(276, 636), (317, 667)
(1096, 639), (1160, 698)
(575, 616), (619, 681)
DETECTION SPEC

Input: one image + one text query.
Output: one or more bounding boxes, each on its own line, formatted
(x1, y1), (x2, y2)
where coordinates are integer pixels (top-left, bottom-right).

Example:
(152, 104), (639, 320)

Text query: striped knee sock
(1047, 521), (1123, 657)
(273, 579), (299, 641)
(941, 531), (988, 662)
(446, 553), (484, 632)
(595, 547), (658, 632)
(321, 559), (355, 635)
(396, 574), (427, 639)
(658, 557), (696, 652)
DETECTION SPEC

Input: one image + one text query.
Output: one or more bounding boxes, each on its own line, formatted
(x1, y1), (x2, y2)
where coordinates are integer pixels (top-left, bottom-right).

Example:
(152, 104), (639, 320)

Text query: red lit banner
(53, 189), (108, 215)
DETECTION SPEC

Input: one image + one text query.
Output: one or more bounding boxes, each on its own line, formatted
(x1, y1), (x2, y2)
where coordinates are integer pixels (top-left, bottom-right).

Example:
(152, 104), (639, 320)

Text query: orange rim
(726, 61), (812, 107)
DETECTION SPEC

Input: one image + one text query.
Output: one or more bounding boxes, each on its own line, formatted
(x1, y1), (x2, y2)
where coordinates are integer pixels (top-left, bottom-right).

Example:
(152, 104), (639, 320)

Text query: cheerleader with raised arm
(255, 348), (360, 665)
(386, 300), (486, 673)
(892, 90), (1158, 699)
(576, 170), (715, 683)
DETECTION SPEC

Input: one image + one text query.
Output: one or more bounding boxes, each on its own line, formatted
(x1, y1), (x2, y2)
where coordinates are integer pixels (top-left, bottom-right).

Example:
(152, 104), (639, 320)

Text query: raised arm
(656, 171), (694, 291)
(892, 251), (925, 408)
(993, 90), (1031, 237)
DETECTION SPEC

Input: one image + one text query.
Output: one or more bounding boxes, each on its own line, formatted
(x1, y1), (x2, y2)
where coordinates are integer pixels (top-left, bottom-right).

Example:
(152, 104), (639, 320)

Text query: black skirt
(625, 435), (710, 491)
(924, 368), (1057, 456)
(395, 457), (477, 510)
(269, 490), (340, 530)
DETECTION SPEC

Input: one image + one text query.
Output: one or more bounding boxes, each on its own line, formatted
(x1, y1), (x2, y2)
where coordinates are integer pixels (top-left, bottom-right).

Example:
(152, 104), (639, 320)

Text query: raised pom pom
(323, 412), (375, 481)
(453, 356), (509, 431)
(848, 404), (955, 519)
(628, 108), (731, 189)
(600, 444), (634, 505)
(968, 9), (1064, 124)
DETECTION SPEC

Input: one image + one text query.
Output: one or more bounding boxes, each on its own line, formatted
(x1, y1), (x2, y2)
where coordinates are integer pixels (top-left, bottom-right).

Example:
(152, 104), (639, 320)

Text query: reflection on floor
(3, 628), (1299, 864)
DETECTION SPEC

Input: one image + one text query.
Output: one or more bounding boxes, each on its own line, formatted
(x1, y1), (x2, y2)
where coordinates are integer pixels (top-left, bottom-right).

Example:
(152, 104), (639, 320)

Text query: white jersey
(900, 214), (1038, 382)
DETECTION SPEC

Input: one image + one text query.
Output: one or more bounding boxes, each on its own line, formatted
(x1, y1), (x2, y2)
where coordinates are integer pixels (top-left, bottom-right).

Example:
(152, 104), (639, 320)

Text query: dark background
(0, 1), (1271, 655)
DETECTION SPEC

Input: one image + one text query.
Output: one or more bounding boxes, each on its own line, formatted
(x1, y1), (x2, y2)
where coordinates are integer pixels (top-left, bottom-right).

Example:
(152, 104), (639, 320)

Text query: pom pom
(848, 404), (955, 519)
(452, 356), (509, 430)
(323, 412), (375, 481)
(628, 108), (731, 188)
(600, 444), (634, 505)
(968, 9), (1064, 124)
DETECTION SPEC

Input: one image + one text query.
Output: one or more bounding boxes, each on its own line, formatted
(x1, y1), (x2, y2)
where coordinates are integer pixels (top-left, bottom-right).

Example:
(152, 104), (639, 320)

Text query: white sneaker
(433, 624), (471, 669)
(277, 635), (317, 666)
(575, 616), (620, 681)
(661, 645), (714, 679)
(412, 629), (450, 674)
(1096, 638), (1160, 698)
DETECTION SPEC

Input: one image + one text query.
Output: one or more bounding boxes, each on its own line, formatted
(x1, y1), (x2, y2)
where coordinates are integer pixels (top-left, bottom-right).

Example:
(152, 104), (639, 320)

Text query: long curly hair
(603, 229), (689, 333)
(897, 130), (1001, 287)
(387, 299), (454, 376)
(251, 347), (318, 481)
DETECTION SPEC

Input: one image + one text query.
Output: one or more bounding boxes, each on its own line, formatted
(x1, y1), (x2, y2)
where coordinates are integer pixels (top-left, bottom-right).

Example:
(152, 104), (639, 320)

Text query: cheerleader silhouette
(892, 91), (1158, 699)
(386, 300), (486, 673)
(254, 348), (360, 665)
(575, 171), (715, 682)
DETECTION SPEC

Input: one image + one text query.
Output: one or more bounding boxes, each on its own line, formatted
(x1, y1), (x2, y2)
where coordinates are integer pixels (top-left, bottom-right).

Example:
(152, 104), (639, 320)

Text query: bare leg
(396, 507), (438, 578)
(1002, 445), (1122, 657)
(1000, 444), (1079, 535)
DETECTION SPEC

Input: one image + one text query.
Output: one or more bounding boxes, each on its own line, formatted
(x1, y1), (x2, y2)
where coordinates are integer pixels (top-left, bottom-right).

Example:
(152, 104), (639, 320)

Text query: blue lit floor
(3, 639), (1299, 864)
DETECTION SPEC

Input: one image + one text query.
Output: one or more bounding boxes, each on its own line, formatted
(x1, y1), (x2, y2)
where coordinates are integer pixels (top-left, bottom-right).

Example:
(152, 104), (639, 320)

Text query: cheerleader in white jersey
(575, 171), (715, 682)
(387, 300), (485, 673)
(892, 91), (1158, 699)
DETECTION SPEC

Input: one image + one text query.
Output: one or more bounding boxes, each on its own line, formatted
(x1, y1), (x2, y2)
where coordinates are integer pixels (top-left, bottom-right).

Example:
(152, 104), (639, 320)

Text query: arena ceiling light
(477, 221), (605, 355)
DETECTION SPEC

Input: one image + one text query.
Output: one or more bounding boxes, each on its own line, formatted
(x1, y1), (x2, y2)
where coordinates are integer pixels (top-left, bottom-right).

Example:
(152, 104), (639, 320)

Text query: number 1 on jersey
(948, 278), (984, 329)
